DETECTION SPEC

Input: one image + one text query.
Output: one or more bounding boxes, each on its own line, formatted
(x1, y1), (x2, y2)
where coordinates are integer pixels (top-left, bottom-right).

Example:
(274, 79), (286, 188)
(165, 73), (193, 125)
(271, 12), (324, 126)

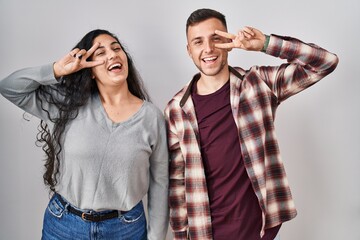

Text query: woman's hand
(214, 26), (266, 52)
(53, 42), (104, 78)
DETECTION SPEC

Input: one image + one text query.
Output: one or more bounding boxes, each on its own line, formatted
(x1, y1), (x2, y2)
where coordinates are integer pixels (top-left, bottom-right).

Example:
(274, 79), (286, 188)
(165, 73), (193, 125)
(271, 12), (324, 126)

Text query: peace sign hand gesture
(53, 42), (104, 78)
(215, 26), (266, 52)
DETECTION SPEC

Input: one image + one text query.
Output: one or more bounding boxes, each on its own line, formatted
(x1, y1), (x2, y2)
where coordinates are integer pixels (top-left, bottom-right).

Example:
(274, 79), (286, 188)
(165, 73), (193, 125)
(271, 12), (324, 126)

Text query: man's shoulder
(165, 84), (189, 109)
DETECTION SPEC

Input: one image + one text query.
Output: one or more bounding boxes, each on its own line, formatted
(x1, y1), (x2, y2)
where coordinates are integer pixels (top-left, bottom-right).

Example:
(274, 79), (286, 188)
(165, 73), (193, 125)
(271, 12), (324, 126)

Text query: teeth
(108, 63), (122, 70)
(203, 57), (217, 61)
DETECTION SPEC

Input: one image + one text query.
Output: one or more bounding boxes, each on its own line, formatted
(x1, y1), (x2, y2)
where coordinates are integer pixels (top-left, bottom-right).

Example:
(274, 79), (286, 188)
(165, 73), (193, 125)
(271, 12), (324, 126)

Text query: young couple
(0, 8), (338, 240)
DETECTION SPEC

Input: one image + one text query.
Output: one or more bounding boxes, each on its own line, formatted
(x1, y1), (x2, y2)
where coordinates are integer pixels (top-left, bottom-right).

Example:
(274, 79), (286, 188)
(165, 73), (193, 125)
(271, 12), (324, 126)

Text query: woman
(0, 29), (169, 239)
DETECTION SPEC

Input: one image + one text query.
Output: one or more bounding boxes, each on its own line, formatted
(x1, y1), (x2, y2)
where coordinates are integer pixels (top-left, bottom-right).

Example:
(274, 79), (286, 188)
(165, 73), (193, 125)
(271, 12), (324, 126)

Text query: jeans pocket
(47, 196), (66, 218)
(121, 201), (145, 223)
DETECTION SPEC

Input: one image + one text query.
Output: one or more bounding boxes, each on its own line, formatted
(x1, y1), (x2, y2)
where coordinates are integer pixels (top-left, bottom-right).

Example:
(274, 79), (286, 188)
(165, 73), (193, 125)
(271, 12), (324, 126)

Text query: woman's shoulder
(142, 101), (162, 113)
(141, 101), (165, 121)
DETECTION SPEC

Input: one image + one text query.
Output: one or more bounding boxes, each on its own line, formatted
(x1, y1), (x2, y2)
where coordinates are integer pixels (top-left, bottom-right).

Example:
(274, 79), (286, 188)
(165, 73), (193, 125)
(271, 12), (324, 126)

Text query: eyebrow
(190, 37), (202, 43)
(190, 33), (219, 43)
(95, 41), (120, 50)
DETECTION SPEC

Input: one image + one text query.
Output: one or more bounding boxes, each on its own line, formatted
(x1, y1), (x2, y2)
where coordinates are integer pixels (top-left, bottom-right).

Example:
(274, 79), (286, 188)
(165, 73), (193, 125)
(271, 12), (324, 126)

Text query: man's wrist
(261, 34), (270, 52)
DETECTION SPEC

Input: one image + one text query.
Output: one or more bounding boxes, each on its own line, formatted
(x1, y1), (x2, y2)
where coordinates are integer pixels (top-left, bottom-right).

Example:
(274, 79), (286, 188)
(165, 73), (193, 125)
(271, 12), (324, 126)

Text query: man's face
(186, 18), (230, 77)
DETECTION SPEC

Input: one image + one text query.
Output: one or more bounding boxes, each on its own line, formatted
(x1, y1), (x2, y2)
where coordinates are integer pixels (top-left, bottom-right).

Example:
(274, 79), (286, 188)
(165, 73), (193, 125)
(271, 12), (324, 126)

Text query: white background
(0, 0), (359, 239)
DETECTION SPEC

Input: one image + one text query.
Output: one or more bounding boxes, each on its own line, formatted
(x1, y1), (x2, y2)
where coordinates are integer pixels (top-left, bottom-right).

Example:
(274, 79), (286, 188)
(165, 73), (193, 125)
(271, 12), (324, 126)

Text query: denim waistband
(53, 193), (128, 222)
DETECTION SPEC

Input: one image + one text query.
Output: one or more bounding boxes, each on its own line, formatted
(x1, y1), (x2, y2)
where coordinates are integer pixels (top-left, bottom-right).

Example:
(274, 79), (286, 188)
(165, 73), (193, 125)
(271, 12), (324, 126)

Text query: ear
(186, 44), (192, 58)
(90, 69), (96, 79)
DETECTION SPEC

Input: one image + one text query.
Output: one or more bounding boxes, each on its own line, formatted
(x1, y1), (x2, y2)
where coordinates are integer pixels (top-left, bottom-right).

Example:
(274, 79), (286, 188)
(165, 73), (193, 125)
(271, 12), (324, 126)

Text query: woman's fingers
(86, 42), (100, 57)
(83, 60), (104, 68)
(69, 48), (80, 58)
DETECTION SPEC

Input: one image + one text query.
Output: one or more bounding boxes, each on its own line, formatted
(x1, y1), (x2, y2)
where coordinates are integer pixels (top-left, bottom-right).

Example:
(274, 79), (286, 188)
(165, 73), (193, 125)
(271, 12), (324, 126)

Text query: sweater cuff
(40, 63), (61, 85)
(261, 34), (270, 52)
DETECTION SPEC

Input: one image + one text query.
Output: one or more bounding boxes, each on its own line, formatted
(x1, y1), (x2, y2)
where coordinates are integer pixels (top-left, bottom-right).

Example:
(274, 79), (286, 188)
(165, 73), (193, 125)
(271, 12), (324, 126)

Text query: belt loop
(56, 193), (69, 211)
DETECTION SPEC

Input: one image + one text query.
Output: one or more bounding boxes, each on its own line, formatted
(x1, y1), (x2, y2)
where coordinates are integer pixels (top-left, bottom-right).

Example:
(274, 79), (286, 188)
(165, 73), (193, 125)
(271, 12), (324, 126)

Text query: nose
(204, 40), (214, 53)
(108, 49), (116, 60)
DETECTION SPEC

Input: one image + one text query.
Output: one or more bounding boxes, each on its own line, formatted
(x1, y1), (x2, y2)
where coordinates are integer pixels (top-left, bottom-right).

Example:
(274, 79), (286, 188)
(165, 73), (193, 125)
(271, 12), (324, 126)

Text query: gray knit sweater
(0, 64), (169, 239)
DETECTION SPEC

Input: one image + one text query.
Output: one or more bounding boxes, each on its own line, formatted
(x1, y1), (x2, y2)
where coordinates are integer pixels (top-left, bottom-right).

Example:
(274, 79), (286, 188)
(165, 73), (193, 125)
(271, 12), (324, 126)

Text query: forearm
(266, 34), (338, 73)
(147, 176), (169, 240)
(260, 34), (339, 101)
(147, 123), (170, 240)
(164, 109), (189, 239)
(0, 64), (59, 120)
(169, 150), (188, 239)
(169, 178), (188, 240)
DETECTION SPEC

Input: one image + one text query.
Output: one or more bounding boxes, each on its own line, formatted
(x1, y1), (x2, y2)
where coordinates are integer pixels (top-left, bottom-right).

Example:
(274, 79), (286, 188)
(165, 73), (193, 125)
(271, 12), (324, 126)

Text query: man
(164, 8), (338, 240)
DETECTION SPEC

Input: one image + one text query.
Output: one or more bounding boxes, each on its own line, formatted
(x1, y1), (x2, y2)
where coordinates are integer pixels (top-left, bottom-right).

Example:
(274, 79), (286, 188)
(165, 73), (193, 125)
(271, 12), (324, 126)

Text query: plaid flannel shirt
(164, 34), (338, 240)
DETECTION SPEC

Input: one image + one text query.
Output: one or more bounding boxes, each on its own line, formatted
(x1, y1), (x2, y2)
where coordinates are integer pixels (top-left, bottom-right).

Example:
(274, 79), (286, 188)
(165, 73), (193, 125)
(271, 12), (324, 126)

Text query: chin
(201, 68), (222, 76)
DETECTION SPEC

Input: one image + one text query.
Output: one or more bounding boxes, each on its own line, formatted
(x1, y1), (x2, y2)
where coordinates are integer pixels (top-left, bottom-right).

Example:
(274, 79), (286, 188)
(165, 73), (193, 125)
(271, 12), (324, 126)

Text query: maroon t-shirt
(192, 80), (280, 240)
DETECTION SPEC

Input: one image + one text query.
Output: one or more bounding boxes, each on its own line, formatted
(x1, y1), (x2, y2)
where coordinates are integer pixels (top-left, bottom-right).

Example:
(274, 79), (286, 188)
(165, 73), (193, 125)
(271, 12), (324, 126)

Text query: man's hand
(214, 26), (266, 52)
(53, 42), (104, 78)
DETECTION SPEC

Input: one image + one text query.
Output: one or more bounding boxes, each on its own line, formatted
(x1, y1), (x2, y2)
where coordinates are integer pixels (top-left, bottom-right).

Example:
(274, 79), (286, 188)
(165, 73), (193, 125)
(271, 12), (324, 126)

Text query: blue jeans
(42, 194), (147, 240)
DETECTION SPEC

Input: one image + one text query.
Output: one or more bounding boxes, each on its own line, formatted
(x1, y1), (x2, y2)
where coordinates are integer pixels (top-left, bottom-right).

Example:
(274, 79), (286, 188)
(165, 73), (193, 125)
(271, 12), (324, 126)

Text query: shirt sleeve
(0, 63), (60, 122)
(164, 106), (189, 240)
(147, 114), (170, 240)
(259, 34), (339, 102)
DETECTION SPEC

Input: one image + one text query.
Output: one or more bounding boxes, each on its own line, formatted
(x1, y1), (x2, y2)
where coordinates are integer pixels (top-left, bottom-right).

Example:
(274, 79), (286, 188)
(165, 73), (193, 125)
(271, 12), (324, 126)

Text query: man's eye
(96, 52), (104, 56)
(114, 47), (121, 51)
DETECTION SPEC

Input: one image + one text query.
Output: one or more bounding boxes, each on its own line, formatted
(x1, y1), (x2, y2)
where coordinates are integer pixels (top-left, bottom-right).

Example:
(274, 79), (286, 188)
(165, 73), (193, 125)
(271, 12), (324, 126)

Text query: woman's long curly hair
(36, 29), (149, 192)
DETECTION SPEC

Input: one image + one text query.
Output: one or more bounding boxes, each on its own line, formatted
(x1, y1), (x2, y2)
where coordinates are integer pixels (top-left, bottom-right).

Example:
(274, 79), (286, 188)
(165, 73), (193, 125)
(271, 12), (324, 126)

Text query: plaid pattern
(164, 34), (338, 239)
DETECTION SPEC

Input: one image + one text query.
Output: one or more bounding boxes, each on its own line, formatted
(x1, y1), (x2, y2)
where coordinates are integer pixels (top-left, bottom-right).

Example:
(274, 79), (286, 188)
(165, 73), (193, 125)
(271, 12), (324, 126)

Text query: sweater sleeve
(0, 63), (60, 122)
(259, 34), (339, 102)
(147, 113), (170, 240)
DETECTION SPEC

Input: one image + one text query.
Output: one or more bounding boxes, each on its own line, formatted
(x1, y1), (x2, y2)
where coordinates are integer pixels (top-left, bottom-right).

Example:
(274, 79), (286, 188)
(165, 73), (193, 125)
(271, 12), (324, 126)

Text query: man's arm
(215, 27), (339, 101)
(164, 106), (189, 240)
(259, 34), (339, 101)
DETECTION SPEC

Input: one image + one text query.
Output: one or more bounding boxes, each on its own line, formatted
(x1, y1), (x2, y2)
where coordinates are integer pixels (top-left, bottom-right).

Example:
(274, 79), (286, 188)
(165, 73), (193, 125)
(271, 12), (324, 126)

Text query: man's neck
(197, 68), (230, 95)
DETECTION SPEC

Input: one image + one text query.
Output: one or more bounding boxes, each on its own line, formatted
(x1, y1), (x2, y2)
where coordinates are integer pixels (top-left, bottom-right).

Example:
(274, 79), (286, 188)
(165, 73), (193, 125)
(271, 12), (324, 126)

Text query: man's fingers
(215, 30), (236, 40)
(215, 42), (235, 49)
(243, 26), (255, 34)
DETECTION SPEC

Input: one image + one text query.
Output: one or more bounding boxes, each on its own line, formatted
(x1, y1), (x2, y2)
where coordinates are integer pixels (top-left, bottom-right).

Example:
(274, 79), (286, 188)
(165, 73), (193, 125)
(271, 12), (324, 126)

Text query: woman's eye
(96, 52), (104, 56)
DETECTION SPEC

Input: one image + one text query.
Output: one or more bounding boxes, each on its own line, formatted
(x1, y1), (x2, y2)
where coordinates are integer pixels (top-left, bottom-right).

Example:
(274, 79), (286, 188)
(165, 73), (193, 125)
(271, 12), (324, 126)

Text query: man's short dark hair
(186, 8), (227, 35)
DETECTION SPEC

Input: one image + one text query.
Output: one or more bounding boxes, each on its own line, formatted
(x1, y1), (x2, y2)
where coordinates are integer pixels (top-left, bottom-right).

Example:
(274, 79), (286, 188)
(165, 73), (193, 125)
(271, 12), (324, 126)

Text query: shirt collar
(179, 66), (243, 107)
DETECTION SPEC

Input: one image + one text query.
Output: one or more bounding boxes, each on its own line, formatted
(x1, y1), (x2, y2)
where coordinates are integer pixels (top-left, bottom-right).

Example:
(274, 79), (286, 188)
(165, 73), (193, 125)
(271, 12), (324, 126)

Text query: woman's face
(91, 34), (129, 88)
